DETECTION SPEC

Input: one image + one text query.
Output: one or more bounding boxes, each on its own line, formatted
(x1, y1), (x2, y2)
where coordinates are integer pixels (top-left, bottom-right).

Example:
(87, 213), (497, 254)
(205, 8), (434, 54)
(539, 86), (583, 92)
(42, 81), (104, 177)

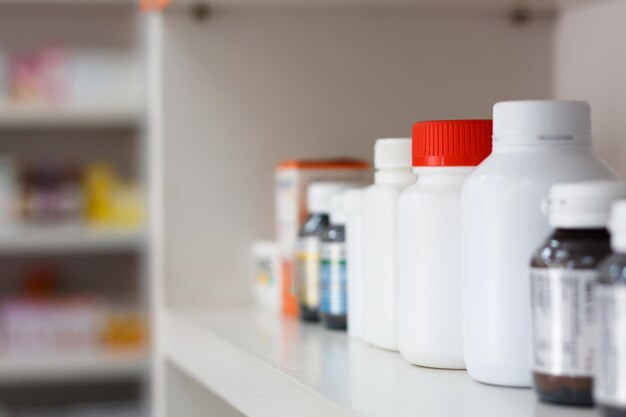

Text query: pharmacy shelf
(0, 226), (145, 254)
(0, 350), (146, 385)
(0, 104), (140, 130)
(165, 307), (599, 417)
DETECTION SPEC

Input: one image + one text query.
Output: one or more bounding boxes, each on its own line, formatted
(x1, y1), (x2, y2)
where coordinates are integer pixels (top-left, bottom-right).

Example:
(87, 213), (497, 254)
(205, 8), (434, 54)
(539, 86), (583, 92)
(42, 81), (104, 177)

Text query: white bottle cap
(374, 138), (412, 169)
(307, 182), (356, 214)
(542, 181), (626, 229)
(493, 100), (591, 145)
(609, 201), (626, 253)
(330, 194), (347, 225)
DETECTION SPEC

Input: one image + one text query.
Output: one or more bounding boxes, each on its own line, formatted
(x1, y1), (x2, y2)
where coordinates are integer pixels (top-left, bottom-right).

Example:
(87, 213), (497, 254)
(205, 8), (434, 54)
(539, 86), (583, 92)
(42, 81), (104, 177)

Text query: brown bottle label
(595, 285), (626, 407)
(530, 268), (596, 377)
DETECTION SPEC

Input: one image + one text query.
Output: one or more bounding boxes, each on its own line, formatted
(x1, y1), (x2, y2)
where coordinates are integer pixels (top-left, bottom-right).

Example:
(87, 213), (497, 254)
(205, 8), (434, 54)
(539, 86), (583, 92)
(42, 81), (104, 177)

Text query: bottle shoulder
(531, 230), (611, 269)
(467, 148), (615, 185)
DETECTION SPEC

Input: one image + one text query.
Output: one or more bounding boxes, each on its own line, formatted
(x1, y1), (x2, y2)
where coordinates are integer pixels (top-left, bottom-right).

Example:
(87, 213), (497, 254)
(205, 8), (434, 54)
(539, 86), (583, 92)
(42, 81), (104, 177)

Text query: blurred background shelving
(0, 0), (148, 416)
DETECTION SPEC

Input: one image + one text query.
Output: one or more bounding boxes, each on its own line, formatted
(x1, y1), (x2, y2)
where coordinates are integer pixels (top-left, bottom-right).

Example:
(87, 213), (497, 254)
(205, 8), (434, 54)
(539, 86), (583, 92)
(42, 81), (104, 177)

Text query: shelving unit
(0, 351), (146, 386)
(0, 0), (149, 415)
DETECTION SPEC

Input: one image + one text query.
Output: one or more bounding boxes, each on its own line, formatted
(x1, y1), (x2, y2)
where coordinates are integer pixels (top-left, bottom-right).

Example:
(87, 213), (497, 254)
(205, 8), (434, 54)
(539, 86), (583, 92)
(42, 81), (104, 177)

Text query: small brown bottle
(530, 181), (626, 406)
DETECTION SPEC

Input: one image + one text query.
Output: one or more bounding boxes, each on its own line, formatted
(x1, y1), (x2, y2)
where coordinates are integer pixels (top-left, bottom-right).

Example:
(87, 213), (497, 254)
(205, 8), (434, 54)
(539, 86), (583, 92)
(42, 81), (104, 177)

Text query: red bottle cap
(412, 120), (493, 167)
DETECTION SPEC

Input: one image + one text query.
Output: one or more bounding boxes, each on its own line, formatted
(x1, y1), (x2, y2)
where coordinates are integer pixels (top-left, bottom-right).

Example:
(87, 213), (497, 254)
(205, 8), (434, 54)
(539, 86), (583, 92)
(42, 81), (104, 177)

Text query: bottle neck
(552, 228), (610, 240)
(374, 167), (416, 186)
(411, 166), (474, 183)
(492, 141), (592, 154)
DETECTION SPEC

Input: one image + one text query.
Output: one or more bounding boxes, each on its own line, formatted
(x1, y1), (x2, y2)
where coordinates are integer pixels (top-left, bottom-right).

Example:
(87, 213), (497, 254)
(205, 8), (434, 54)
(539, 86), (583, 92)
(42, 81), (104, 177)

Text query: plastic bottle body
(463, 144), (616, 387)
(362, 174), (415, 350)
(397, 167), (472, 368)
(344, 189), (365, 338)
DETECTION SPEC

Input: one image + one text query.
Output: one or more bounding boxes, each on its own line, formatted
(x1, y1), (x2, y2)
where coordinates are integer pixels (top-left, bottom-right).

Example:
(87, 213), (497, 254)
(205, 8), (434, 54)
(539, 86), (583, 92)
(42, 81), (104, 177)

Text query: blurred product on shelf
(19, 161), (83, 226)
(1, 44), (139, 109)
(9, 45), (68, 106)
(275, 159), (369, 317)
(0, 263), (146, 357)
(361, 138), (415, 350)
(596, 201), (626, 417)
(463, 100), (618, 388)
(0, 297), (103, 357)
(102, 309), (147, 351)
(319, 194), (349, 330)
(397, 120), (491, 368)
(250, 241), (281, 313)
(296, 182), (357, 322)
(84, 163), (144, 228)
(0, 157), (144, 229)
(530, 181), (626, 406)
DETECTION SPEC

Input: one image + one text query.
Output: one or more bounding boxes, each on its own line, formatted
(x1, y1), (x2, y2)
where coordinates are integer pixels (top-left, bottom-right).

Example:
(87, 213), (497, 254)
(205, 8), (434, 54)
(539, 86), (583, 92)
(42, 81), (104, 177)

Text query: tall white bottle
(362, 138), (416, 350)
(343, 188), (366, 338)
(397, 120), (492, 369)
(463, 100), (618, 387)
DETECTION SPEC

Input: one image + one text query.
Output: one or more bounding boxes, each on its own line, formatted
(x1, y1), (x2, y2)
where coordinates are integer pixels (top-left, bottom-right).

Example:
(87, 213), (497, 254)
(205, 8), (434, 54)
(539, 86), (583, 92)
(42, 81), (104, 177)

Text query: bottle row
(253, 100), (624, 415)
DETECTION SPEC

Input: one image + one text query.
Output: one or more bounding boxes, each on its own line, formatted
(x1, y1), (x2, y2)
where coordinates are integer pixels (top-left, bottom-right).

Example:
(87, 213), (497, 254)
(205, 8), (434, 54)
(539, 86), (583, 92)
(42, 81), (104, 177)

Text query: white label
(530, 268), (596, 377)
(595, 285), (626, 407)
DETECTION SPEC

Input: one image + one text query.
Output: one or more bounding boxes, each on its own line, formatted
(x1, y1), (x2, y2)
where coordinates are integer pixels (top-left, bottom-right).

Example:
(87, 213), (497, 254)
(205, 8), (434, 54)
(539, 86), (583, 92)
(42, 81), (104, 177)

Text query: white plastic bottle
(362, 138), (416, 350)
(397, 120), (492, 368)
(463, 100), (618, 387)
(343, 188), (366, 338)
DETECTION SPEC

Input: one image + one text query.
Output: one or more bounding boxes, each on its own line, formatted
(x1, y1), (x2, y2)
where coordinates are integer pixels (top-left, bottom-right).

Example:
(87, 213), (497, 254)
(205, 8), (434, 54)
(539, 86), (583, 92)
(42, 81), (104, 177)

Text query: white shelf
(0, 226), (145, 254)
(165, 307), (599, 417)
(0, 350), (146, 385)
(0, 104), (140, 130)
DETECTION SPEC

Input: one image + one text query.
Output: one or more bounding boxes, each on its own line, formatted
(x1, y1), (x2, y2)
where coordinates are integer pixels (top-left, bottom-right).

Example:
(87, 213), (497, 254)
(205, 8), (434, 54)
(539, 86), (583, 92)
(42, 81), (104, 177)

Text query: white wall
(162, 9), (552, 307)
(554, 0), (626, 178)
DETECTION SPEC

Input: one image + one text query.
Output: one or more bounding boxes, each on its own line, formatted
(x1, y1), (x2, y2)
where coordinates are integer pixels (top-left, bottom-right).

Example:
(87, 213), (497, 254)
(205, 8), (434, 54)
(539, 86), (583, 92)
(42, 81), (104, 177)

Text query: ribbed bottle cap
(542, 181), (626, 228)
(412, 120), (492, 167)
(374, 138), (412, 169)
(493, 100), (591, 145)
(307, 182), (357, 213)
(609, 200), (626, 253)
